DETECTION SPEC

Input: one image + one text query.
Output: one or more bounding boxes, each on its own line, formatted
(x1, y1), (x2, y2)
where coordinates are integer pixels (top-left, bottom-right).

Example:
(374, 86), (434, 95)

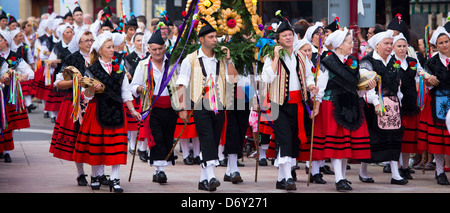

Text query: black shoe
(209, 178), (220, 190)
(99, 174), (109, 185)
(153, 171), (167, 183)
(276, 179), (286, 189)
(383, 164), (391, 173)
(77, 174), (88, 186)
(90, 176), (101, 190)
(309, 173), (327, 184)
(109, 179), (123, 193)
(198, 180), (214, 191)
(291, 169), (297, 181)
(51, 117), (56, 123)
(320, 165), (335, 175)
(230, 172), (243, 184)
(29, 104), (37, 110)
(359, 175), (375, 183)
(285, 178), (297, 190)
(4, 153), (11, 163)
(44, 112), (49, 118)
(193, 156), (201, 165)
(399, 168), (413, 180)
(219, 159), (227, 167)
(184, 156), (194, 165)
(138, 150), (148, 162)
(335, 179), (352, 191)
(259, 158), (268, 166)
(129, 147), (135, 155)
(27, 105), (33, 113)
(237, 160), (245, 167)
(391, 178), (408, 185)
(436, 172), (450, 185)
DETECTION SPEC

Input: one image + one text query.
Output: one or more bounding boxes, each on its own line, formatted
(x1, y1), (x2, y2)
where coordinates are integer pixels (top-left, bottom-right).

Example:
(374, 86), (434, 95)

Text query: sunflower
(251, 15), (264, 37)
(244, 0), (257, 15)
(198, 0), (221, 16)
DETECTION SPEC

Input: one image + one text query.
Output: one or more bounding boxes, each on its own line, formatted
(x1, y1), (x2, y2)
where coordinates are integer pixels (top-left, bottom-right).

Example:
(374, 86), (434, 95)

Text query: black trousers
(223, 109), (250, 158)
(272, 103), (300, 159)
(193, 107), (225, 165)
(148, 107), (178, 165)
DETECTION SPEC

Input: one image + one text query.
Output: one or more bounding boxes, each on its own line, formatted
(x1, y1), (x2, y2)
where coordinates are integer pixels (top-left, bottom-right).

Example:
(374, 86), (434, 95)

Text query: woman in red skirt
(0, 30), (33, 163)
(311, 29), (373, 191)
(417, 26), (450, 185)
(49, 30), (96, 186)
(392, 33), (422, 180)
(175, 112), (200, 165)
(73, 32), (141, 192)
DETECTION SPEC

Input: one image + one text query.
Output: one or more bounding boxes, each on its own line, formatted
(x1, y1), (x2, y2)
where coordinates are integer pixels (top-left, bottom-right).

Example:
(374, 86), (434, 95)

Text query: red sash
(287, 90), (307, 144)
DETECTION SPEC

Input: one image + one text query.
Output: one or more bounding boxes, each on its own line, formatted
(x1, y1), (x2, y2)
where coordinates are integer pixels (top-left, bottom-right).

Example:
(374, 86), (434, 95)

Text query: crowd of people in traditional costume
(1, 1), (450, 193)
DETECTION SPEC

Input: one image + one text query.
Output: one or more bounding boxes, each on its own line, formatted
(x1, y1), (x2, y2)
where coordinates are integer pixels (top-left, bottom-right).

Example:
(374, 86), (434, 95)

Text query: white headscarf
(68, 29), (89, 53)
(367, 30), (394, 49)
(0, 30), (12, 46)
(304, 22), (324, 43)
(294, 38), (311, 51)
(90, 31), (112, 53)
(56, 23), (74, 41)
(112, 32), (125, 47)
(393, 33), (407, 45)
(325, 27), (349, 50)
(430, 26), (450, 46)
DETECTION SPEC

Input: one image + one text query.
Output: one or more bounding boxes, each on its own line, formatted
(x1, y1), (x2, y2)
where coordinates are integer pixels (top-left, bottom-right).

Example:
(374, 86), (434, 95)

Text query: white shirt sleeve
(261, 56), (277, 84)
(17, 59), (34, 80)
(313, 66), (329, 102)
(121, 76), (134, 103)
(130, 61), (144, 98)
(53, 73), (64, 87)
(176, 57), (192, 87)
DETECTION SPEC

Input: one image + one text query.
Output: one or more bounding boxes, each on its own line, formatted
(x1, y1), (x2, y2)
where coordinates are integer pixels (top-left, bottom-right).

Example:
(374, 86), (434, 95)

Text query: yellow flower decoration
(252, 15), (264, 37)
(244, 0), (257, 15)
(198, 0), (221, 16)
(217, 8), (243, 35)
(196, 15), (219, 34)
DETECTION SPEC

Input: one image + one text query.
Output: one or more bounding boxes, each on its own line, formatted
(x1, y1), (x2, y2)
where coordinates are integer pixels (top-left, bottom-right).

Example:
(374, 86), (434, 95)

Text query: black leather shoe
(383, 164), (391, 173)
(399, 168), (413, 180)
(285, 178), (297, 190)
(109, 179), (123, 193)
(90, 176), (101, 190)
(359, 175), (375, 183)
(44, 112), (49, 118)
(138, 150), (148, 162)
(291, 169), (297, 181)
(198, 180), (213, 191)
(77, 174), (88, 186)
(184, 156), (194, 165)
(320, 165), (335, 175)
(391, 178), (408, 185)
(310, 173), (327, 184)
(153, 171), (167, 183)
(230, 172), (243, 184)
(436, 172), (450, 185)
(237, 161), (245, 167)
(209, 178), (220, 189)
(4, 153), (11, 163)
(335, 179), (352, 191)
(259, 158), (268, 166)
(99, 174), (109, 185)
(219, 159), (227, 167)
(276, 179), (286, 189)
(51, 117), (56, 123)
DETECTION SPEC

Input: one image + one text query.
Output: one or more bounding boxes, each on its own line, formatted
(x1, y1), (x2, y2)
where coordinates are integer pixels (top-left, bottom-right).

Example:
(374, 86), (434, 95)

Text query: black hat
(102, 4), (112, 18)
(0, 10), (7, 21)
(387, 13), (409, 40)
(101, 19), (114, 29)
(325, 17), (339, 32)
(160, 13), (173, 26)
(148, 29), (165, 45)
(63, 9), (72, 20)
(198, 18), (216, 37)
(444, 22), (450, 33)
(276, 18), (292, 34)
(8, 15), (18, 26)
(73, 1), (83, 14)
(127, 13), (138, 27)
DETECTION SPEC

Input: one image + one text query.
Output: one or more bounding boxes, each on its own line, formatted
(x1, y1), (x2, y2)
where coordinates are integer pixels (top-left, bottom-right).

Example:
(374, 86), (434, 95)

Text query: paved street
(0, 101), (449, 195)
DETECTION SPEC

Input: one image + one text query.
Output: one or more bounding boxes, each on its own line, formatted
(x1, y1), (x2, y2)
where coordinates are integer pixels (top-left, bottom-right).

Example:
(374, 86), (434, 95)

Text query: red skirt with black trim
(44, 85), (65, 112)
(417, 95), (450, 155)
(73, 101), (128, 165)
(125, 99), (140, 131)
(49, 95), (78, 161)
(266, 135), (312, 161)
(174, 110), (197, 139)
(21, 80), (34, 96)
(6, 104), (30, 130)
(401, 113), (421, 153)
(312, 100), (371, 160)
(0, 129), (14, 152)
(33, 67), (52, 101)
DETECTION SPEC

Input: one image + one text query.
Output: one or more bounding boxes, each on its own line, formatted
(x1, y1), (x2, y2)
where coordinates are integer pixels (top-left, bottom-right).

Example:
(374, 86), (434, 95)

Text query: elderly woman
(391, 33), (423, 180)
(310, 28), (373, 191)
(358, 30), (408, 185)
(49, 30), (95, 186)
(72, 32), (141, 193)
(417, 26), (450, 185)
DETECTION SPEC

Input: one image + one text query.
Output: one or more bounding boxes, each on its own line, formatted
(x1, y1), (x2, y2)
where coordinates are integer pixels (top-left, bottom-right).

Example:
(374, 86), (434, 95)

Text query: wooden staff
(254, 107), (261, 182)
(307, 34), (323, 187)
(128, 119), (142, 182)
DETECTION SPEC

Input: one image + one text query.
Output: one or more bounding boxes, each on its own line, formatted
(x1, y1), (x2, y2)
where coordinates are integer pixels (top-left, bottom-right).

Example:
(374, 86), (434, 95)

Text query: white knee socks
(435, 154), (445, 175)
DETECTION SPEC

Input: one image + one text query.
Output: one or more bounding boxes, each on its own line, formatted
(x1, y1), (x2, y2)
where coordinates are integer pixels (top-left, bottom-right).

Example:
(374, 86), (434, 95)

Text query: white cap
(324, 27), (349, 50)
(367, 30), (394, 49)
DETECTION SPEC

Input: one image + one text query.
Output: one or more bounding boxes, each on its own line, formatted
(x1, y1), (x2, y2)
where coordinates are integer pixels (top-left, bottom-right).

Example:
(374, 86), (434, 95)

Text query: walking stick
(128, 120), (142, 182)
(307, 34), (323, 187)
(254, 108), (261, 182)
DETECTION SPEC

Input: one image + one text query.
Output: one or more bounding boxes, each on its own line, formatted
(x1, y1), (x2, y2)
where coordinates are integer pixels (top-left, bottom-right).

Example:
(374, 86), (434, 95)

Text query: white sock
(138, 140), (147, 152)
(390, 160), (403, 180)
(180, 139), (190, 159)
(218, 145), (225, 160)
(75, 162), (85, 176)
(259, 144), (268, 160)
(311, 161), (320, 175)
(206, 164), (215, 181)
(331, 158), (343, 183)
(401, 153), (410, 169)
(282, 160), (293, 180)
(200, 167), (207, 182)
(50, 111), (58, 119)
(341, 159), (348, 179)
(91, 165), (103, 177)
(110, 165), (120, 180)
(226, 154), (238, 175)
(435, 154), (445, 175)
(128, 131), (137, 150)
(192, 137), (200, 157)
(359, 162), (371, 178)
(24, 95), (32, 107)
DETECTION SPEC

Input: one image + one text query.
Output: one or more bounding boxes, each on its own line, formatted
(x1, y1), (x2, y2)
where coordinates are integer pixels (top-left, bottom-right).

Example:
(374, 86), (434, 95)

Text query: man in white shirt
(176, 19), (238, 191)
